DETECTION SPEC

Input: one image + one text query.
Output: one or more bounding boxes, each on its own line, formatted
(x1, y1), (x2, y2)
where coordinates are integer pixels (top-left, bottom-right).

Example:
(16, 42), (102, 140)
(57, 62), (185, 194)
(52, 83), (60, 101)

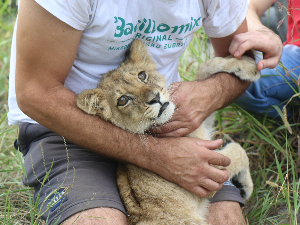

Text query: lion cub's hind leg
(215, 143), (253, 201)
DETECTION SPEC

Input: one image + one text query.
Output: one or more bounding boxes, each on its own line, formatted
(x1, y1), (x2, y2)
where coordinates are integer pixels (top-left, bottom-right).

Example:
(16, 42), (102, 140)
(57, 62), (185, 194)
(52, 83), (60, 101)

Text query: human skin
(15, 0), (280, 224)
(229, 0), (282, 71)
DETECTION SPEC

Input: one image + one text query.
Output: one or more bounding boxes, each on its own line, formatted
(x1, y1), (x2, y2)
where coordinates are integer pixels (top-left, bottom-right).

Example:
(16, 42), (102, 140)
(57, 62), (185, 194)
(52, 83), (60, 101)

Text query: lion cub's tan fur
(77, 39), (257, 224)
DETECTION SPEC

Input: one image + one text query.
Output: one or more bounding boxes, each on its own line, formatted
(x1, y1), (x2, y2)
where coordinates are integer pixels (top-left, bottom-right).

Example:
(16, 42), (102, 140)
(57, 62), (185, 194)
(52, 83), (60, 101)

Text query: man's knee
(61, 207), (128, 225)
(207, 201), (246, 225)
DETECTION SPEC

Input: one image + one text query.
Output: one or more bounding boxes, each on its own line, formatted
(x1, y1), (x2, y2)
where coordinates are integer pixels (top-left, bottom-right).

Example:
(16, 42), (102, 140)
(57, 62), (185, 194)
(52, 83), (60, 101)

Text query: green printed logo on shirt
(114, 16), (201, 38)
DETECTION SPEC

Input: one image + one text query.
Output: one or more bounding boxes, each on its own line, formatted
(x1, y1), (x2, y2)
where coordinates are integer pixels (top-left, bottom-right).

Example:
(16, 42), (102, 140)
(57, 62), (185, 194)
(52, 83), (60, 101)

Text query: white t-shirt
(8, 0), (249, 125)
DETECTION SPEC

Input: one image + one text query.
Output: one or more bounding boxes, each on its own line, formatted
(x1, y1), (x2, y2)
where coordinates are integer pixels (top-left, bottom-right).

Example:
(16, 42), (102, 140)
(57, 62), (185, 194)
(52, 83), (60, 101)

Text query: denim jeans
(235, 44), (300, 118)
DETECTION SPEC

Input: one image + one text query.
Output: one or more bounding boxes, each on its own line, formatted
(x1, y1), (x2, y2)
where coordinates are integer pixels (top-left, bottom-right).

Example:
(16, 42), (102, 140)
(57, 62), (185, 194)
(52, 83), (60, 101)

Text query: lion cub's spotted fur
(77, 39), (258, 224)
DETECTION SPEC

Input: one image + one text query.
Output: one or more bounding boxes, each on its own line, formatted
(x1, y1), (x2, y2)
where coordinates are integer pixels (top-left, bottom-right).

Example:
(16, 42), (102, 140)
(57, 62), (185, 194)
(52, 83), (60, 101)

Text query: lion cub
(77, 39), (258, 224)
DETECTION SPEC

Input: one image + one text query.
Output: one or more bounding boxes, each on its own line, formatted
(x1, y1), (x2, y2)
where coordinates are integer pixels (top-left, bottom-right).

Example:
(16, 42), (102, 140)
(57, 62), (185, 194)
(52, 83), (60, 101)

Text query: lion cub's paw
(196, 55), (260, 82)
(232, 168), (253, 201)
(216, 143), (253, 201)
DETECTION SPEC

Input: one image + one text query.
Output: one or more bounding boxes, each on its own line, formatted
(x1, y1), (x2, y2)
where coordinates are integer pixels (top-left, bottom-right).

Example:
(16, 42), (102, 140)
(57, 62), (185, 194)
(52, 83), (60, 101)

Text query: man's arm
(16, 0), (231, 198)
(229, 0), (282, 71)
(246, 0), (275, 31)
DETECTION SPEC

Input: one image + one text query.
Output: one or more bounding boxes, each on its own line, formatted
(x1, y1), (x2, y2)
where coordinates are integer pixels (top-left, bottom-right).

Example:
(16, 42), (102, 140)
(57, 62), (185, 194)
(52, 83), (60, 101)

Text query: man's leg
(41, 208), (127, 225)
(207, 201), (246, 225)
(17, 122), (127, 225)
(61, 208), (127, 225)
(208, 180), (246, 224)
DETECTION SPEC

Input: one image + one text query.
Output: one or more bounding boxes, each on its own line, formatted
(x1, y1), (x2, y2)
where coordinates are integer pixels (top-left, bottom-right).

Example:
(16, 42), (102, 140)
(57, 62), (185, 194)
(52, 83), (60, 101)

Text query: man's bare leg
(207, 201), (247, 225)
(42, 207), (128, 225)
(41, 201), (245, 225)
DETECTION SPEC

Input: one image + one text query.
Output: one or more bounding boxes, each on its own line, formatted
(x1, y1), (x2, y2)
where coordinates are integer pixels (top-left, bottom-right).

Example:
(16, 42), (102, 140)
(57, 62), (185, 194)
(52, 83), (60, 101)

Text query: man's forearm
(214, 72), (250, 108)
(196, 72), (250, 114)
(246, 5), (266, 32)
(17, 82), (155, 170)
(247, 0), (274, 32)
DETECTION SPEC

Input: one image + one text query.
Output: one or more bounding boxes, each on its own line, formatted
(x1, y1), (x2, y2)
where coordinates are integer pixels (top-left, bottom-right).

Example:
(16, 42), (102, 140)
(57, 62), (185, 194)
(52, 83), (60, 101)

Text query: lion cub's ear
(76, 89), (112, 120)
(125, 39), (156, 69)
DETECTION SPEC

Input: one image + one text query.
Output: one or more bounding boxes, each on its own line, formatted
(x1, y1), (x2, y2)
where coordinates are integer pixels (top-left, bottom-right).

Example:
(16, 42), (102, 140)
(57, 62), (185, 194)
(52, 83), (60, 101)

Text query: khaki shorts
(17, 122), (243, 225)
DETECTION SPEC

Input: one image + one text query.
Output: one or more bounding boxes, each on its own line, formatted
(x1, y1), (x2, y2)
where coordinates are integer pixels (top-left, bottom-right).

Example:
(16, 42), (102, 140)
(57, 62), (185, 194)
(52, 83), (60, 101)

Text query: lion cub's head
(77, 39), (175, 134)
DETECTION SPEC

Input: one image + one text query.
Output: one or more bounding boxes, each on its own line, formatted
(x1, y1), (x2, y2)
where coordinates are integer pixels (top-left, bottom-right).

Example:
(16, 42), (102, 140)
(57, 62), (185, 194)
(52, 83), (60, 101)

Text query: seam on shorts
(24, 123), (29, 144)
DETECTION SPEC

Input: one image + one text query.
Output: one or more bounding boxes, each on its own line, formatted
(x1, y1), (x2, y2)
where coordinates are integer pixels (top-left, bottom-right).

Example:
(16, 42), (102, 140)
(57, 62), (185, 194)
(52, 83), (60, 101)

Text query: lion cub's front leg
(196, 55), (260, 82)
(214, 143), (253, 200)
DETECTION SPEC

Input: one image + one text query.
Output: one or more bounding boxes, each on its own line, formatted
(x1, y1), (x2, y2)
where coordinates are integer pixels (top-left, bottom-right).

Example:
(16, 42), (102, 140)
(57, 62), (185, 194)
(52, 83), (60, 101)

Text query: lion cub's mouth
(157, 102), (170, 118)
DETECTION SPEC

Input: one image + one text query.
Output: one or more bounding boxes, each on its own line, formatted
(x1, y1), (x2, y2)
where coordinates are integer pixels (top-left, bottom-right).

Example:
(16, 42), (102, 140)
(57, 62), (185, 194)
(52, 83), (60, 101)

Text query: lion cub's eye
(138, 71), (147, 81)
(118, 95), (130, 106)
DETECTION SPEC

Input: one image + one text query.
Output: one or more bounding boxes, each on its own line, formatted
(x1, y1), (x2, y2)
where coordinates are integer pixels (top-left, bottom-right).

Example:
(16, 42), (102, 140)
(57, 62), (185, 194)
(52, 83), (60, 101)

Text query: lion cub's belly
(117, 163), (209, 224)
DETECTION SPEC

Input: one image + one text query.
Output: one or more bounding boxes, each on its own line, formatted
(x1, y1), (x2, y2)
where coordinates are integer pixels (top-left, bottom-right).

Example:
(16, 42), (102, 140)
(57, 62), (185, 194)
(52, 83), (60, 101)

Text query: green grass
(1, 1), (300, 224)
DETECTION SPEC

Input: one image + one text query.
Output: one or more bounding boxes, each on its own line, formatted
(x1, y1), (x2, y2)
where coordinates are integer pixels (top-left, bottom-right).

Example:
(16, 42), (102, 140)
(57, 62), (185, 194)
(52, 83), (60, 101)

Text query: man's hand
(229, 28), (282, 71)
(151, 138), (231, 197)
(150, 73), (249, 137)
(229, 0), (283, 71)
(150, 81), (212, 137)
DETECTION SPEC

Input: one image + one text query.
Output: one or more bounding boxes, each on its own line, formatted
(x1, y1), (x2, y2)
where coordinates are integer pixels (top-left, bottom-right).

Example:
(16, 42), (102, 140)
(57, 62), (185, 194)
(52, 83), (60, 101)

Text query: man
(9, 0), (281, 224)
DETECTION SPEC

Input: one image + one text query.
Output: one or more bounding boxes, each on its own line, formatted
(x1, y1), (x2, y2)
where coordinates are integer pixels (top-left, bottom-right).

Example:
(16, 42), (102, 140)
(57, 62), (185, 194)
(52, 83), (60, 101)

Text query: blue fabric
(235, 44), (300, 118)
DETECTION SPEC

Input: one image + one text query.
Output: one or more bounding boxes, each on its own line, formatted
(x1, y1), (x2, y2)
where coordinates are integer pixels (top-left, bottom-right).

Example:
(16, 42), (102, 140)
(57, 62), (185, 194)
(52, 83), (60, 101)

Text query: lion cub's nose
(148, 93), (161, 105)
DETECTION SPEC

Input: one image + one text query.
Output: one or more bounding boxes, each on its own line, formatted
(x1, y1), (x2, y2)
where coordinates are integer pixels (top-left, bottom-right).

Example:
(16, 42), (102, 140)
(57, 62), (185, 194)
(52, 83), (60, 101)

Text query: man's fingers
(229, 30), (282, 70)
(231, 38), (264, 58)
(188, 175), (226, 197)
(229, 33), (250, 57)
(230, 40), (249, 58)
(205, 166), (230, 184)
(150, 120), (182, 135)
(194, 139), (223, 150)
(231, 39), (280, 70)
(155, 127), (190, 137)
(257, 57), (279, 71)
(201, 178), (224, 191)
(190, 185), (212, 198)
(207, 150), (231, 167)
